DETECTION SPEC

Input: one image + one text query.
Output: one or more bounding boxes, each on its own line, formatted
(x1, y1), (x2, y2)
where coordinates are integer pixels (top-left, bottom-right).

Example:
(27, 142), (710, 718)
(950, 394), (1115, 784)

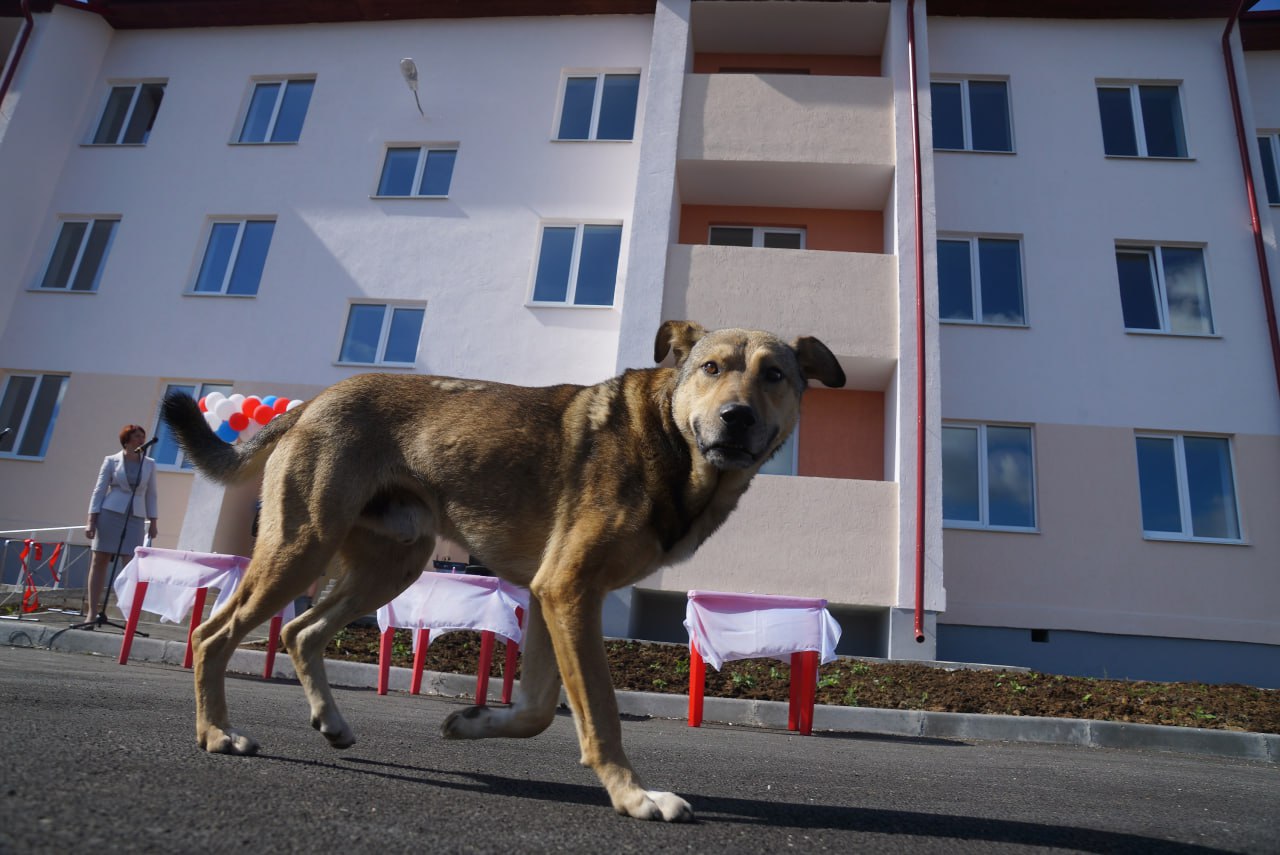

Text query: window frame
(0, 373), (69, 460)
(1114, 243), (1215, 336)
(188, 218), (276, 297)
(1258, 131), (1280, 206)
(1134, 432), (1243, 545)
(930, 77), (1015, 154)
(553, 70), (642, 142)
(335, 301), (426, 368)
(153, 381), (233, 470)
(937, 233), (1027, 326)
(527, 221), (624, 308)
(942, 422), (1038, 532)
(372, 144), (459, 198)
(707, 226), (807, 250)
(34, 216), (120, 293)
(88, 81), (166, 146)
(234, 77), (316, 145)
(1097, 81), (1190, 159)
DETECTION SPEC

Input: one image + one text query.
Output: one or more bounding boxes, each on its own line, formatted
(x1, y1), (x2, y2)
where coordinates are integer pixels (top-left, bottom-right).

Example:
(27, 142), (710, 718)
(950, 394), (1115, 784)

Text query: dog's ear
(792, 337), (845, 388)
(654, 320), (707, 367)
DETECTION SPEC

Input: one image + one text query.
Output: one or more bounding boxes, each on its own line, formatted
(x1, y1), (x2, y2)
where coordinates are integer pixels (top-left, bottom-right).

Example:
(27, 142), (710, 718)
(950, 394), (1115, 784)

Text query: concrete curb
(7, 623), (1276, 764)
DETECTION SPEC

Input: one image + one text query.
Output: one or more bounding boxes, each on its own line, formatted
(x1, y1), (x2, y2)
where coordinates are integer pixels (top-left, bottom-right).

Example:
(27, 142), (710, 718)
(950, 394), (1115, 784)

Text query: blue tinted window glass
(0, 376), (35, 454)
(227, 221), (274, 296)
(1139, 85), (1186, 158)
(574, 225), (622, 306)
(968, 81), (1011, 152)
(942, 427), (980, 522)
(271, 79), (313, 142)
(1136, 437), (1182, 533)
(977, 239), (1024, 324)
(986, 426), (1034, 528)
(378, 148), (419, 196)
(937, 240), (974, 321)
(384, 308), (425, 364)
(558, 77), (597, 140)
(194, 224), (240, 293)
(1160, 247), (1212, 335)
(154, 383), (196, 466)
(239, 83), (280, 143)
(340, 305), (386, 363)
(709, 227), (754, 247)
(122, 83), (164, 145)
(1183, 437), (1239, 540)
(418, 149), (456, 196)
(1098, 87), (1138, 156)
(597, 74), (639, 140)
(1116, 250), (1160, 330)
(94, 87), (134, 144)
(17, 375), (66, 458)
(931, 82), (965, 150)
(532, 227), (576, 302)
(72, 220), (118, 292)
(1259, 137), (1280, 204)
(41, 222), (87, 289)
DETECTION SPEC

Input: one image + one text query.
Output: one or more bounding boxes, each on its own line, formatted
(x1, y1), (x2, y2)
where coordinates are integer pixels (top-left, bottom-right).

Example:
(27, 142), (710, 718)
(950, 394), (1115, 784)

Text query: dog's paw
(311, 714), (356, 749)
(200, 727), (259, 756)
(614, 789), (694, 822)
(440, 705), (487, 740)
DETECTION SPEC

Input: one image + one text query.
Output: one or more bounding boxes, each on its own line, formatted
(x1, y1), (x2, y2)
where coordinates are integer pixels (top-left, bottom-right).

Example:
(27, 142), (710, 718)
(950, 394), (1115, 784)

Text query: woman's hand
(148, 519), (158, 540)
(85, 514), (98, 539)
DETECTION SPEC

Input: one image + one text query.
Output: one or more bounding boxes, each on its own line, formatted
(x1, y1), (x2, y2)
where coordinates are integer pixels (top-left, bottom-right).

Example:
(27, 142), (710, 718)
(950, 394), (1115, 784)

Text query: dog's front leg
(537, 576), (693, 823)
(441, 597), (562, 739)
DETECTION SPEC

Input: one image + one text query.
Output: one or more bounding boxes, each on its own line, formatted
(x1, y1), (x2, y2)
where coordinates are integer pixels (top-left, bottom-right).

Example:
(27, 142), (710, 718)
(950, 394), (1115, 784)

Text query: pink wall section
(798, 389), (885, 481)
(679, 205), (885, 253)
(692, 53), (882, 77)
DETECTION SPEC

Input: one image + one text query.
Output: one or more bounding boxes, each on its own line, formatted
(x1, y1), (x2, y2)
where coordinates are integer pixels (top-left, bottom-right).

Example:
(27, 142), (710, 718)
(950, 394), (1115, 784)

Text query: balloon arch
(197, 392), (304, 444)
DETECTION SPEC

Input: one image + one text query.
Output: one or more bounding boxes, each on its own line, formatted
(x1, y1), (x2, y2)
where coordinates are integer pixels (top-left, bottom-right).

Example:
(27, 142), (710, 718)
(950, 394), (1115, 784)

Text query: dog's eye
(702, 361), (719, 376)
(765, 367), (785, 383)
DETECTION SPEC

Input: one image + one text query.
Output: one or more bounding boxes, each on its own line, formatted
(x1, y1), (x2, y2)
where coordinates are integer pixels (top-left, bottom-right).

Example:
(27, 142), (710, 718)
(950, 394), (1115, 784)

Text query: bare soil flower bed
(299, 625), (1279, 734)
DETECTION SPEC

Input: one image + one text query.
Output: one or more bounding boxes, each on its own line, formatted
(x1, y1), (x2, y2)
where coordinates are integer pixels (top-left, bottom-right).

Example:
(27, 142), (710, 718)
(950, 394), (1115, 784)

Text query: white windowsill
(1123, 329), (1221, 340)
(550, 138), (633, 143)
(369, 195), (449, 200)
(229, 141), (300, 146)
(184, 291), (258, 298)
(933, 148), (1016, 155)
(333, 361), (417, 370)
(1142, 532), (1249, 546)
(26, 287), (97, 294)
(525, 301), (617, 310)
(940, 319), (1029, 329)
(1103, 154), (1196, 162)
(944, 522), (1039, 534)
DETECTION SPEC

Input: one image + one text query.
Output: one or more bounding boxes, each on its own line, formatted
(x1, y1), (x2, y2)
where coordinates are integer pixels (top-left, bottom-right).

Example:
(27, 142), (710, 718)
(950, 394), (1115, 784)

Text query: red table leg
(502, 606), (523, 704)
(788, 652), (802, 731)
(800, 651), (819, 735)
(377, 628), (394, 695)
(476, 630), (495, 706)
(118, 581), (149, 665)
(688, 642), (706, 727)
(262, 614), (283, 679)
(183, 587), (208, 669)
(410, 629), (429, 695)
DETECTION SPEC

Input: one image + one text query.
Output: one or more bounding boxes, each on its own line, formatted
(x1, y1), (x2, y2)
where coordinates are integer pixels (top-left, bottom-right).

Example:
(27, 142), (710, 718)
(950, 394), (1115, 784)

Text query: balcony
(663, 244), (898, 388)
(678, 72), (895, 209)
(638, 476), (899, 607)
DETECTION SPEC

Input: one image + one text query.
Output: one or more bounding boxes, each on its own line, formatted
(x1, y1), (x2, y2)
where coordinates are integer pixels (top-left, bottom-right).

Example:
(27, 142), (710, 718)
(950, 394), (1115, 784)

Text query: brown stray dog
(162, 320), (844, 822)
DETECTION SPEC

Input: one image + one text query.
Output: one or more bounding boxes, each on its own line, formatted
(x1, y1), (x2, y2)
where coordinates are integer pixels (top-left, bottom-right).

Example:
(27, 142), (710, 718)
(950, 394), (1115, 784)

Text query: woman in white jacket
(83, 424), (158, 621)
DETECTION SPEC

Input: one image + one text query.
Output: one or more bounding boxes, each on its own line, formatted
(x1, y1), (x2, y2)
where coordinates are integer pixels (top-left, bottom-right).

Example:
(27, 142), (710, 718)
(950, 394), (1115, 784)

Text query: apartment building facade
(1, 0), (1276, 686)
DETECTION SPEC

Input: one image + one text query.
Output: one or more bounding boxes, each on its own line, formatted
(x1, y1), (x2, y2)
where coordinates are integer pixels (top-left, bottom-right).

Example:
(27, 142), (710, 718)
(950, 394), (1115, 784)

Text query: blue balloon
(262, 395), (278, 408)
(215, 422), (239, 443)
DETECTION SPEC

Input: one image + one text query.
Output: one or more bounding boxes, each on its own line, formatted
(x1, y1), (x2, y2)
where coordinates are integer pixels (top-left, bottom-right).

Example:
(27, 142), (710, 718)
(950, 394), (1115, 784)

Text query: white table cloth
(113, 546), (295, 625)
(684, 589), (842, 671)
(376, 572), (530, 646)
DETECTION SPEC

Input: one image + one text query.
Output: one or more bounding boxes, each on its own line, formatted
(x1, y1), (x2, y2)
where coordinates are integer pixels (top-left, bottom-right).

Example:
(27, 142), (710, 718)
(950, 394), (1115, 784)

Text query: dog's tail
(161, 392), (305, 485)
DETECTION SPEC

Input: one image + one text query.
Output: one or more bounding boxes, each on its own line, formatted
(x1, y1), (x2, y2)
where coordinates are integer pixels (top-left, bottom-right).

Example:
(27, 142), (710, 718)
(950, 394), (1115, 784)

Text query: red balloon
(241, 396), (262, 416)
(228, 412), (249, 432)
(253, 404), (275, 425)
(198, 396), (208, 413)
(272, 398), (290, 414)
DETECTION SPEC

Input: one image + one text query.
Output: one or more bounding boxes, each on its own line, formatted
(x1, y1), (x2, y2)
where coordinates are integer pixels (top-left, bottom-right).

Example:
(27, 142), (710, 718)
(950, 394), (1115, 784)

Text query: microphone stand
(67, 440), (156, 634)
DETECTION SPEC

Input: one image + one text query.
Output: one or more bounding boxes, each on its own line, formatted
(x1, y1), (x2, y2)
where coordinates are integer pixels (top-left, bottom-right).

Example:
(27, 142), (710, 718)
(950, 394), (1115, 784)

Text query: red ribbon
(19, 539), (39, 613)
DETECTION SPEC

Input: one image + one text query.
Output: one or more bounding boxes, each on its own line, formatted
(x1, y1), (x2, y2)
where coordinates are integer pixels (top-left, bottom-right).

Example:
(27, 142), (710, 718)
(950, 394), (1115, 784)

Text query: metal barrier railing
(0, 525), (93, 620)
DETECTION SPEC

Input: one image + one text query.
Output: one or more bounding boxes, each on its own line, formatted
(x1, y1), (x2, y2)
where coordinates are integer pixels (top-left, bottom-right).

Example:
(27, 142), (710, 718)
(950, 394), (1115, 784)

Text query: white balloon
(203, 391), (226, 410)
(204, 411), (221, 431)
(240, 420), (263, 441)
(285, 399), (304, 411)
(214, 399), (237, 422)
(228, 393), (246, 409)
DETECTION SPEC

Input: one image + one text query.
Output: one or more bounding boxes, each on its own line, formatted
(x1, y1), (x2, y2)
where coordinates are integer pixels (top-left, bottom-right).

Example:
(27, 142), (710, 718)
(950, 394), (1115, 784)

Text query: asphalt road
(1, 645), (1275, 854)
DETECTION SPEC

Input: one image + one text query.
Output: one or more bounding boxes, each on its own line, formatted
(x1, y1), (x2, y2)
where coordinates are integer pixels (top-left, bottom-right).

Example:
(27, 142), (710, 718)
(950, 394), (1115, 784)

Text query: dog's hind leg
(281, 528), (432, 749)
(440, 596), (562, 740)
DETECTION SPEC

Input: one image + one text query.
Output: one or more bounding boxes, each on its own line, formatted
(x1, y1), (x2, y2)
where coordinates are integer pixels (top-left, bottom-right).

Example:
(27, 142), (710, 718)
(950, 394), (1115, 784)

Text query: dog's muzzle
(696, 403), (773, 470)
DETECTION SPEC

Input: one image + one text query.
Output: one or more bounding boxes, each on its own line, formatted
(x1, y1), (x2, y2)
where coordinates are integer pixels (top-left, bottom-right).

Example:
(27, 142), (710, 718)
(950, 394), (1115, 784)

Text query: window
(530, 223), (623, 307)
(0, 374), (68, 459)
(556, 72), (640, 141)
(192, 219), (275, 296)
(237, 78), (314, 144)
(375, 146), (457, 197)
(1258, 133), (1280, 205)
(708, 226), (805, 250)
(153, 381), (232, 469)
(338, 303), (425, 366)
(1135, 434), (1240, 542)
(1115, 245), (1213, 335)
(942, 423), (1036, 530)
(931, 79), (1012, 153)
(1097, 84), (1187, 158)
(91, 82), (165, 145)
(757, 429), (798, 477)
(937, 236), (1025, 325)
(38, 218), (119, 292)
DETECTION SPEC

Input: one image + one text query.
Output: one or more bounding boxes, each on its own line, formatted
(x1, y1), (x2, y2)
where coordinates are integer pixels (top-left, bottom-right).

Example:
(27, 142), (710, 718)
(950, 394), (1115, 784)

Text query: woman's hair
(118, 424), (145, 448)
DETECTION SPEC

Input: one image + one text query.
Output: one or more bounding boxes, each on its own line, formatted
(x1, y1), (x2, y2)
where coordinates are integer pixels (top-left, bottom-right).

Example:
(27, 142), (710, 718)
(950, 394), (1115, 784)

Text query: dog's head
(655, 321), (845, 471)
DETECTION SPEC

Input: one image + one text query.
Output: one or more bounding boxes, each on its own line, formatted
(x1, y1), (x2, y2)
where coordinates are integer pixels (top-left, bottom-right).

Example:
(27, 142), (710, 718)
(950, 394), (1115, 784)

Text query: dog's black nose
(718, 403), (756, 429)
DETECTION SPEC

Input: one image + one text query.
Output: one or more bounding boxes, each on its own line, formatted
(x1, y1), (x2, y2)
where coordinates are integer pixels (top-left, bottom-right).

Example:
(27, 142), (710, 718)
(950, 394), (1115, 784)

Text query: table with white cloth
(683, 589), (842, 734)
(375, 571), (531, 704)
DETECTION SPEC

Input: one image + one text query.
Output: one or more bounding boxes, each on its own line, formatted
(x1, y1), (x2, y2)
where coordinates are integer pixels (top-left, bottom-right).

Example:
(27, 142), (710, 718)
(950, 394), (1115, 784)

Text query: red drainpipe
(906, 0), (927, 644)
(1223, 3), (1280, 404)
(0, 0), (34, 110)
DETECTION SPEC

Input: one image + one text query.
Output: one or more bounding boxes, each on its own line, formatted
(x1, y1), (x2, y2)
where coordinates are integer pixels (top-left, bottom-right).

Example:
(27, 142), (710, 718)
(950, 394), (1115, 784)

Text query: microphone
(0, 427), (10, 438)
(133, 437), (159, 455)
